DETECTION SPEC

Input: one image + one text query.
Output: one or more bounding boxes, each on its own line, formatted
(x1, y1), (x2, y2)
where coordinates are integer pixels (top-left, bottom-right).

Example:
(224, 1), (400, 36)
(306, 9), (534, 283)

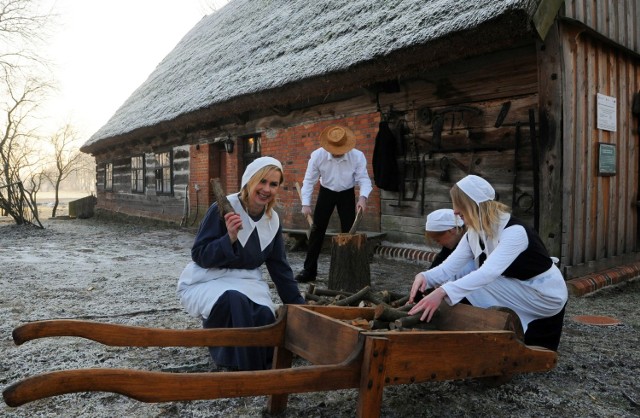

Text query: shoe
(295, 271), (316, 283)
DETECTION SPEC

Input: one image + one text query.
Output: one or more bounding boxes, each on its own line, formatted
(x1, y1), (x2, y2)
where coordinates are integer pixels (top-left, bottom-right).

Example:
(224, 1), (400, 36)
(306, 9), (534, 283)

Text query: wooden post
(328, 233), (370, 293)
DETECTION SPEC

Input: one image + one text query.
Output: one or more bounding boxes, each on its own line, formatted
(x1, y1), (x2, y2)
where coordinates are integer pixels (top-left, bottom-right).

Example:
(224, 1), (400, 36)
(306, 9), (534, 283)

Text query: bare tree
(0, 70), (50, 225)
(0, 0), (53, 226)
(43, 123), (88, 217)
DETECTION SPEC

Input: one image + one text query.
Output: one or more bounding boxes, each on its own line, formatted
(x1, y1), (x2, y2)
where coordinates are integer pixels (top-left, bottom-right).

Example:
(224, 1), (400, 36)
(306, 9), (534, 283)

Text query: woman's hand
(408, 273), (427, 304)
(408, 287), (447, 322)
(224, 212), (243, 243)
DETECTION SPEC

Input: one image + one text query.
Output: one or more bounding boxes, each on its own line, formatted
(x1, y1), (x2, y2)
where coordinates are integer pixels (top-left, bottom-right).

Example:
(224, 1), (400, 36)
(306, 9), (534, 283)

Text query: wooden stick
(391, 314), (424, 329)
(210, 178), (234, 217)
(390, 295), (410, 307)
(333, 286), (371, 306)
(311, 288), (353, 297)
(373, 304), (411, 322)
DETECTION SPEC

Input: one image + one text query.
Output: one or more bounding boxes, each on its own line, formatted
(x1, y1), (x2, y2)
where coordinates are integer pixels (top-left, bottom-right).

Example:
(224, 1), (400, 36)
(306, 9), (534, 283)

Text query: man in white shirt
(296, 125), (373, 283)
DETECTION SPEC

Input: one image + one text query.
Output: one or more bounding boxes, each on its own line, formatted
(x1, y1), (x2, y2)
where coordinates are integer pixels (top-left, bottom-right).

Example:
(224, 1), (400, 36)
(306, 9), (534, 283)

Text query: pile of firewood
(302, 285), (437, 331)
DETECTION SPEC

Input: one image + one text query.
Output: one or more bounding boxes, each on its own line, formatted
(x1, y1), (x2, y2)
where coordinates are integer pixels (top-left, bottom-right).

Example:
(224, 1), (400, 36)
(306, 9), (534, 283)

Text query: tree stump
(328, 233), (370, 292)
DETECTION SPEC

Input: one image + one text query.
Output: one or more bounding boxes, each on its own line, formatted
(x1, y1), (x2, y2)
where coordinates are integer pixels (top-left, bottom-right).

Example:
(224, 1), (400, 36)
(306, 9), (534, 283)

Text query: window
(155, 151), (173, 195)
(242, 134), (261, 169)
(131, 155), (145, 193)
(104, 162), (113, 191)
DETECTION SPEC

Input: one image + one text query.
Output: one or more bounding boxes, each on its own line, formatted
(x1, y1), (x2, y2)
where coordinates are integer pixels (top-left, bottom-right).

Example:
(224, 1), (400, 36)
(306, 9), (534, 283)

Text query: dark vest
(476, 216), (552, 280)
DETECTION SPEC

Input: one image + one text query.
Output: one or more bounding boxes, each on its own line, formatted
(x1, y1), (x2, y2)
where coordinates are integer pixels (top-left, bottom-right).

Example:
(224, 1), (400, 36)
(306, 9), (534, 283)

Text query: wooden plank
(378, 331), (557, 385)
(356, 337), (388, 418)
(283, 305), (363, 365)
(536, 24), (564, 256)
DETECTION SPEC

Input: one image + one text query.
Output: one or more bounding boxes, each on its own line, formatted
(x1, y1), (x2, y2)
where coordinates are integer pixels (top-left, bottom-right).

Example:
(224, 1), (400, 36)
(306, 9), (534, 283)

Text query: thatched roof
(81, 0), (539, 153)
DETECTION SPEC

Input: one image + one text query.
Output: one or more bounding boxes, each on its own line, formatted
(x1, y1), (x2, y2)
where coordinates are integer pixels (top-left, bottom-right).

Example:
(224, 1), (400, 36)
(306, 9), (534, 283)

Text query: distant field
(36, 191), (95, 218)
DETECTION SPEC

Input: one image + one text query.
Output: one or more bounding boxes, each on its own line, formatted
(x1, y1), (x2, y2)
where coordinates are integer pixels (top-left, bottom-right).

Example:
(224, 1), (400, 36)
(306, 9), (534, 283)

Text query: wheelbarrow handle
(12, 316), (286, 347)
(2, 362), (361, 407)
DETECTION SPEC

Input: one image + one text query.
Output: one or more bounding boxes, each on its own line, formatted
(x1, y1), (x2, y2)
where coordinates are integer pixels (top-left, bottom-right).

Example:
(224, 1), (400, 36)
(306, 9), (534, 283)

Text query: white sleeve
(423, 234), (475, 288)
(354, 151), (372, 198)
(440, 225), (529, 304)
(300, 151), (321, 206)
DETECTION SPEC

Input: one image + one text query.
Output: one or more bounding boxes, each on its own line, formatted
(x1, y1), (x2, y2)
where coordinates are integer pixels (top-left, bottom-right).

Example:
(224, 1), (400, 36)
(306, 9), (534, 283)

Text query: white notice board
(596, 93), (617, 132)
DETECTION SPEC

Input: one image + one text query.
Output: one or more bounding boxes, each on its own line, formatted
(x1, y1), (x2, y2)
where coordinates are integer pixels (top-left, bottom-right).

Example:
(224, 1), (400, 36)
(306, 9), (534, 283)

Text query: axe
(295, 181), (313, 238)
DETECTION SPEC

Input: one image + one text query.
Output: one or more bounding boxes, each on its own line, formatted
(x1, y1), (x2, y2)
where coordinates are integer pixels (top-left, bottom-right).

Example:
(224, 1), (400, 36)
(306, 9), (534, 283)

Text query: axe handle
(294, 182), (314, 227)
(348, 207), (364, 234)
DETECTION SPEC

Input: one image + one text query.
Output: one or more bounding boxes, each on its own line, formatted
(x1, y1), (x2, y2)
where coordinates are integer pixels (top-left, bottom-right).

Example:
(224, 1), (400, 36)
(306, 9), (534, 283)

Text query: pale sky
(42, 0), (228, 139)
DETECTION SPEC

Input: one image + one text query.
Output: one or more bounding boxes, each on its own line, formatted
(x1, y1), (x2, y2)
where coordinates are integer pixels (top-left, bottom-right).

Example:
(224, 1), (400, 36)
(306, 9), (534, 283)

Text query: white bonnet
(241, 156), (283, 188)
(456, 175), (495, 204)
(425, 208), (464, 232)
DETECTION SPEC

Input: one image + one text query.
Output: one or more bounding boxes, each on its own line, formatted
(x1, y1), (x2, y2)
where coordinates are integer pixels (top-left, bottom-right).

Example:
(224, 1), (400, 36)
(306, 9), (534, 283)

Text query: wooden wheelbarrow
(3, 303), (557, 417)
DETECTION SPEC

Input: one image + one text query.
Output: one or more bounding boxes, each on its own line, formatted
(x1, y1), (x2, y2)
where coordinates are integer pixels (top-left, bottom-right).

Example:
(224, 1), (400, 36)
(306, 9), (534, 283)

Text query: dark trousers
(524, 303), (567, 351)
(203, 290), (275, 370)
(303, 186), (356, 275)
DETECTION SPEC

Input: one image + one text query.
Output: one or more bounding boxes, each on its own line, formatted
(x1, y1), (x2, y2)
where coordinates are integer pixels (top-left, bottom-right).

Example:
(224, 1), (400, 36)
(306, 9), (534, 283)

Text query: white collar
(325, 150), (348, 162)
(466, 213), (510, 259)
(227, 193), (279, 251)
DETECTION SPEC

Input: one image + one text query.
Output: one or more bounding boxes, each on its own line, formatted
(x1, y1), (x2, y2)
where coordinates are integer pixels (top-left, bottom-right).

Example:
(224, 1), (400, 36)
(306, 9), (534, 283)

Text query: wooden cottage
(80, 0), (640, 282)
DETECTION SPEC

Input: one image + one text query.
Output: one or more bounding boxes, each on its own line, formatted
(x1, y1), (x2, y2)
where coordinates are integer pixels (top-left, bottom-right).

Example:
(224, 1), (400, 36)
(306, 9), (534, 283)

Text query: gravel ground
(1, 214), (639, 418)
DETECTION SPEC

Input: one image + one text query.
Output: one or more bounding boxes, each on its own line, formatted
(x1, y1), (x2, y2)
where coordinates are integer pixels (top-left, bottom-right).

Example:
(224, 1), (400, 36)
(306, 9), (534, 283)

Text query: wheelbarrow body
(3, 304), (557, 417)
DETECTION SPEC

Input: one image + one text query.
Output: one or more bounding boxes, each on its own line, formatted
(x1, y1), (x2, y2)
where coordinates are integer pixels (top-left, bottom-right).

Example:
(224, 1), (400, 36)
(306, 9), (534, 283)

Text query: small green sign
(598, 143), (616, 176)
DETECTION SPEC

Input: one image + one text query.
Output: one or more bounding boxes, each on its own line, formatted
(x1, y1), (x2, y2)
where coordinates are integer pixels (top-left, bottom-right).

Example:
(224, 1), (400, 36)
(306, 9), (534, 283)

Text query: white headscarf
(241, 156), (283, 189)
(425, 208), (464, 232)
(456, 175), (495, 204)
(455, 175), (495, 262)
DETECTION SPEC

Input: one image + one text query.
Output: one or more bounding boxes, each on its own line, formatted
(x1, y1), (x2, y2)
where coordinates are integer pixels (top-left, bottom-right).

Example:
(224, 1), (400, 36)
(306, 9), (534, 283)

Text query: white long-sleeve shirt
(300, 148), (372, 206)
(423, 213), (528, 304)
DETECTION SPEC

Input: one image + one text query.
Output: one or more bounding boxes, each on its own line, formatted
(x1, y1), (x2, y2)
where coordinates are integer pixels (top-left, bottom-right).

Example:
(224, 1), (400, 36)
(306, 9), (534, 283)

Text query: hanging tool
(528, 109), (540, 231)
(421, 154), (427, 215)
(295, 181), (313, 238)
(494, 101), (511, 128)
(512, 122), (521, 209)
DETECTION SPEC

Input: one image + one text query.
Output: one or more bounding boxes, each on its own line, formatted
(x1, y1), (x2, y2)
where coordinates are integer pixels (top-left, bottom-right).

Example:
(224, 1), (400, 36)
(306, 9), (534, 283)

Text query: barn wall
(372, 45), (540, 244)
(562, 0), (640, 55)
(559, 23), (640, 278)
(94, 145), (190, 223)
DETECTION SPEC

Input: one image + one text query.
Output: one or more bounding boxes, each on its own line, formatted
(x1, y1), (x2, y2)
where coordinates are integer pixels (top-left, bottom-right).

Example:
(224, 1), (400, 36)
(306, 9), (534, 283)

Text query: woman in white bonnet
(409, 175), (568, 351)
(177, 157), (304, 371)
(424, 208), (466, 270)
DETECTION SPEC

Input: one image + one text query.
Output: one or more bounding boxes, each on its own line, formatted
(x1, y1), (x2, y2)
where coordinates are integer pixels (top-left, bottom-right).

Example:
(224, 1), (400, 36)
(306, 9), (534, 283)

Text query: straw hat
(319, 125), (356, 155)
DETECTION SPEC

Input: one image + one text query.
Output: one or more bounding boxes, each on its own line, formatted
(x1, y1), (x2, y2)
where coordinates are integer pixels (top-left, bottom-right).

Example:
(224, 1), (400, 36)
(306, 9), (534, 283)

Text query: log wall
(375, 45), (540, 243)
(559, 23), (640, 277)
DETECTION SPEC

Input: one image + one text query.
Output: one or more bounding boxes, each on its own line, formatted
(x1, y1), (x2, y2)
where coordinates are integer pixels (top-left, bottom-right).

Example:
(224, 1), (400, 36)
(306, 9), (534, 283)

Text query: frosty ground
(1, 213), (639, 417)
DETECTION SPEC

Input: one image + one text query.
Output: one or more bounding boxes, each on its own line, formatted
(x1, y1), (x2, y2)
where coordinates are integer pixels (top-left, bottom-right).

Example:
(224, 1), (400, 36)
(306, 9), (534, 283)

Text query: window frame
(131, 155), (145, 193)
(104, 162), (113, 191)
(154, 151), (173, 196)
(241, 134), (262, 170)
